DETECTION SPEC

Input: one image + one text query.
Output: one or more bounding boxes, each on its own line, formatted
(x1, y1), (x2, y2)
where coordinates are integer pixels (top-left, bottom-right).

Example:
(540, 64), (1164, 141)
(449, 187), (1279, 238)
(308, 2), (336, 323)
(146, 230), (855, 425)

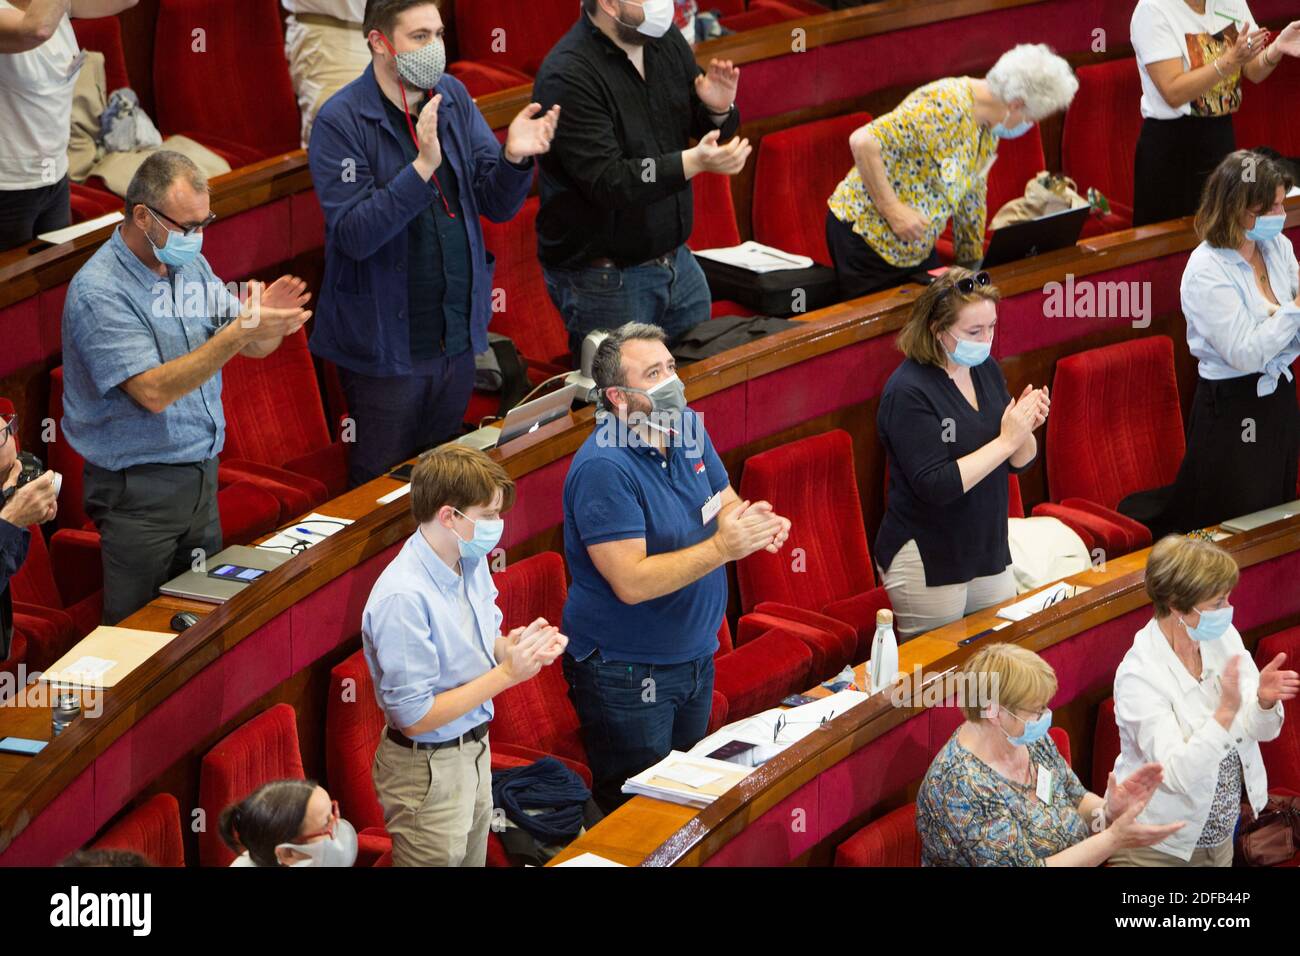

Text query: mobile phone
(0, 736), (48, 756)
(206, 563), (268, 583)
(706, 740), (759, 762)
(780, 693), (819, 708)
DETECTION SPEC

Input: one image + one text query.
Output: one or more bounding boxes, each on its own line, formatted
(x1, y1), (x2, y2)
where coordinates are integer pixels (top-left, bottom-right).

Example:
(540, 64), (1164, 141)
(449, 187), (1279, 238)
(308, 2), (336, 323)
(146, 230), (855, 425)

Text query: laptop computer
(1219, 499), (1300, 534)
(159, 545), (291, 604)
(981, 205), (1090, 268)
(456, 384), (578, 452)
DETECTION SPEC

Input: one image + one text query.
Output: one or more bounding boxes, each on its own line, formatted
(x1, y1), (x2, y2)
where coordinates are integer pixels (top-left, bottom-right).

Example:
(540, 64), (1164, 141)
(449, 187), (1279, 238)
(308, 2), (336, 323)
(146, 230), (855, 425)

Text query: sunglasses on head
(951, 271), (992, 295)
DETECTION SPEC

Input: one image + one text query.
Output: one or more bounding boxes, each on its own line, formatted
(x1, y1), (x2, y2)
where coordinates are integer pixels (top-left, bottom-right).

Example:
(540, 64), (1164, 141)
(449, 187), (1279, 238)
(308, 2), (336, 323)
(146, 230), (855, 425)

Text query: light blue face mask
(145, 207), (203, 268)
(991, 107), (1034, 140)
(1001, 706), (1052, 747)
(1245, 213), (1286, 244)
(1181, 605), (1233, 642)
(943, 330), (993, 367)
(453, 508), (503, 560)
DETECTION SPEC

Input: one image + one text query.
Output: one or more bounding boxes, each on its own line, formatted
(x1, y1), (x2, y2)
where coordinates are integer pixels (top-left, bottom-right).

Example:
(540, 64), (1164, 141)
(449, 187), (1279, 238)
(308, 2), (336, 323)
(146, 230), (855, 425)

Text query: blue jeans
(542, 244), (712, 361)
(562, 649), (715, 812)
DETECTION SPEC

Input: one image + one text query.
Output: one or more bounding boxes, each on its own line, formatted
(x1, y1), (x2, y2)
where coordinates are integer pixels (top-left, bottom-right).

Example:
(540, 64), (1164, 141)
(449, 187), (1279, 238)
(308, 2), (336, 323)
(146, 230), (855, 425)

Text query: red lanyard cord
(381, 34), (455, 219)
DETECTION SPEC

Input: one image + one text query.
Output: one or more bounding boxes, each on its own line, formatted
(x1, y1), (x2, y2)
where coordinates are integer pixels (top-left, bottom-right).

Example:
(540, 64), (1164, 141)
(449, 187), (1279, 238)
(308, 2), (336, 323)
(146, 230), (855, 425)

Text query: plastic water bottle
(867, 609), (899, 693)
(52, 694), (80, 737)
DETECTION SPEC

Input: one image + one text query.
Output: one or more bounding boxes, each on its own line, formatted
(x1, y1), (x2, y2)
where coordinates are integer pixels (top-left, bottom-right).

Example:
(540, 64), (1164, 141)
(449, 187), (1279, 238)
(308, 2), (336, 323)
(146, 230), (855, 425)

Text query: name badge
(1035, 764), (1053, 804)
(701, 491), (723, 526)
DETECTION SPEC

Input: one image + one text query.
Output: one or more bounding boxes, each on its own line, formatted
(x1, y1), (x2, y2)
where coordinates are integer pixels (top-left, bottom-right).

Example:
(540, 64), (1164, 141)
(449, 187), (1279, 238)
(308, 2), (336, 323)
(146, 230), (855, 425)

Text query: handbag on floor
(1234, 792), (1300, 866)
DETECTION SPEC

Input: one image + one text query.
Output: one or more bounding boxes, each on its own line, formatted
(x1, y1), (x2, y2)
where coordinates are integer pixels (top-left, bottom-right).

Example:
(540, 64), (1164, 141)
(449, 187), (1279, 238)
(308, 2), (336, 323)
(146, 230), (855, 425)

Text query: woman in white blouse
(1119, 150), (1300, 537)
(1111, 536), (1298, 866)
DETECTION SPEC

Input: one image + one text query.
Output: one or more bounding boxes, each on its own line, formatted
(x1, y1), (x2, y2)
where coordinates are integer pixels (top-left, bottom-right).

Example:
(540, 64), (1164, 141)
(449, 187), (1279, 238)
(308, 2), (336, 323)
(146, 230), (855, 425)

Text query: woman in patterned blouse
(916, 643), (1183, 866)
(1109, 536), (1298, 866)
(826, 44), (1078, 300)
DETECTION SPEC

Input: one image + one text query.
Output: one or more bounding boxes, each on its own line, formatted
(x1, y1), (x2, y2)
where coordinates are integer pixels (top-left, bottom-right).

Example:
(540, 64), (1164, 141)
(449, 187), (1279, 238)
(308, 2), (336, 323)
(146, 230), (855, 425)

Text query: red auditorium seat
(751, 112), (869, 265)
(1031, 337), (1184, 558)
(1236, 55), (1300, 158)
(1255, 626), (1300, 795)
(9, 525), (102, 669)
(688, 172), (753, 318)
(737, 429), (890, 663)
(91, 793), (186, 867)
(714, 618), (812, 721)
(1091, 696), (1119, 795)
(721, 0), (822, 31)
(1061, 58), (1142, 229)
(221, 328), (351, 507)
(446, 60), (532, 98)
(48, 367), (282, 545)
(68, 183), (123, 223)
(153, 0), (300, 166)
(454, 0), (576, 78)
(197, 703), (306, 867)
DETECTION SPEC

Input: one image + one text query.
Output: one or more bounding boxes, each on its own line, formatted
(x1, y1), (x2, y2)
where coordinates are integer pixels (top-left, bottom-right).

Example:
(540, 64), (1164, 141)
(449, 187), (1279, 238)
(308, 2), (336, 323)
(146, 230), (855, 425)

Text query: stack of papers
(36, 211), (124, 246)
(688, 690), (870, 767)
(996, 581), (1089, 621)
(257, 513), (354, 553)
(693, 240), (815, 273)
(622, 751), (754, 808)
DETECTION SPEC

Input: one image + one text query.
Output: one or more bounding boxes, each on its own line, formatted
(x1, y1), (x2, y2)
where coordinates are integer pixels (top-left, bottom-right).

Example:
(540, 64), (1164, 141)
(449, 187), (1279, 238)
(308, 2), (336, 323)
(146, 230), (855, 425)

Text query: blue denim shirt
(361, 529), (503, 743)
(307, 64), (533, 376)
(60, 227), (235, 470)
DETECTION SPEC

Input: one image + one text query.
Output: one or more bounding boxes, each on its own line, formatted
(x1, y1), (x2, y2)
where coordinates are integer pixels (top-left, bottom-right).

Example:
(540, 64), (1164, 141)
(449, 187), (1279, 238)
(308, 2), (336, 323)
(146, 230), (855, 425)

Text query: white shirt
(1112, 617), (1283, 860)
(0, 5), (80, 189)
(229, 851), (258, 866)
(1131, 0), (1255, 120)
(1181, 233), (1300, 396)
(281, 0), (365, 21)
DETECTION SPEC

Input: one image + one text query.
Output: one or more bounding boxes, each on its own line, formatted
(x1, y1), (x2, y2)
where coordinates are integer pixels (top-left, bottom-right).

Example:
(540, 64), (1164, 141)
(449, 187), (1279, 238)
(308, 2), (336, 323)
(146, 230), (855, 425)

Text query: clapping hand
(1017, 384), (1050, 429)
(260, 275), (312, 312)
(504, 103), (561, 164)
(1274, 21), (1300, 58)
(695, 59), (739, 114)
(1103, 762), (1163, 826)
(746, 500), (792, 554)
(1257, 652), (1300, 708)
(1224, 26), (1272, 69)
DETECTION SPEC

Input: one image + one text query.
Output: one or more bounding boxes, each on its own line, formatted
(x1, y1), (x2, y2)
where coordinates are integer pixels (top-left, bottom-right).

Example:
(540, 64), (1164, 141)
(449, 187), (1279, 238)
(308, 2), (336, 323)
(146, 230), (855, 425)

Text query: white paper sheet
(693, 240), (815, 273)
(36, 211), (124, 245)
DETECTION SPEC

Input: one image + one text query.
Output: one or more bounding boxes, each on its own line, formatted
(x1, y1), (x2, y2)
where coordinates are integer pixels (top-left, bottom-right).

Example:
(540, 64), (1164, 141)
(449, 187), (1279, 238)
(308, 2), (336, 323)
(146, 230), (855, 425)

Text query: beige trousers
(371, 731), (493, 867)
(284, 14), (371, 147)
(880, 539), (1017, 639)
(1108, 839), (1234, 868)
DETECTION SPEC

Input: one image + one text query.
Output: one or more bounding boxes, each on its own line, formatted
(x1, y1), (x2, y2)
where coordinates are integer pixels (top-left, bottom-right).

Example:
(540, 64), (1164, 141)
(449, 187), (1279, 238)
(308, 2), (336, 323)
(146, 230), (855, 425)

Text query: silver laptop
(159, 545), (291, 604)
(456, 384), (577, 452)
(1219, 499), (1300, 534)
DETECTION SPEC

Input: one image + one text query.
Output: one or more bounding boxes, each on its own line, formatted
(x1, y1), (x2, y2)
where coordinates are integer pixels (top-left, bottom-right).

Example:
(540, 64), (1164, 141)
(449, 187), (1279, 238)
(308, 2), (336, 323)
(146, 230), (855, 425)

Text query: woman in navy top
(876, 268), (1050, 638)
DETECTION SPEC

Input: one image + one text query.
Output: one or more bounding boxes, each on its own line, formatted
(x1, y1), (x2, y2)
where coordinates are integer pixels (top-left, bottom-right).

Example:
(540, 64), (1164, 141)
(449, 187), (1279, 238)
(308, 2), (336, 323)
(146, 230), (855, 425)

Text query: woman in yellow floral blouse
(826, 44), (1078, 300)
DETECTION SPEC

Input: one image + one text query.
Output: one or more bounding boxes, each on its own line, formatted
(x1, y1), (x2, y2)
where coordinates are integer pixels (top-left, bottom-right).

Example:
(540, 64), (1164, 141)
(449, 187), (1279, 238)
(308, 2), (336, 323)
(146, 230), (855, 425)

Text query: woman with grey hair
(827, 44), (1078, 299)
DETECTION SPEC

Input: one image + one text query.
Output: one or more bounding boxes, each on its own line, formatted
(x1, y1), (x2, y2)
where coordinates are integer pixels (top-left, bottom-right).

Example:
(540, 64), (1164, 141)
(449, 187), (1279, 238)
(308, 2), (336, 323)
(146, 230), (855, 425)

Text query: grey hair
(985, 44), (1079, 122)
(124, 150), (209, 214)
(592, 322), (669, 410)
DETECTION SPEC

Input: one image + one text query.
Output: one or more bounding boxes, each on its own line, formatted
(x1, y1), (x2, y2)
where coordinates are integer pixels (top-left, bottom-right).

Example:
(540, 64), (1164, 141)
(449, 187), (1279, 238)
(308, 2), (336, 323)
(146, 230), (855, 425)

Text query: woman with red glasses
(220, 780), (357, 867)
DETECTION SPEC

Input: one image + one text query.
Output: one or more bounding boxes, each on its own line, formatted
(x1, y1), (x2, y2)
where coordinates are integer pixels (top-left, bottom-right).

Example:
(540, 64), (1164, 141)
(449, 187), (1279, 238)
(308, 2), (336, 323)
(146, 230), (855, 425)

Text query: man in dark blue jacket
(309, 0), (559, 486)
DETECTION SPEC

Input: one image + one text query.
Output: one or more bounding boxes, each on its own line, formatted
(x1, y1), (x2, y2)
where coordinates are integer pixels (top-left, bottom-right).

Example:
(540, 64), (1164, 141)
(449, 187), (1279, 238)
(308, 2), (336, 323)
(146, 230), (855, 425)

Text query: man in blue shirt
(0, 405), (58, 662)
(363, 445), (567, 866)
(61, 151), (312, 623)
(308, 0), (560, 487)
(562, 323), (791, 809)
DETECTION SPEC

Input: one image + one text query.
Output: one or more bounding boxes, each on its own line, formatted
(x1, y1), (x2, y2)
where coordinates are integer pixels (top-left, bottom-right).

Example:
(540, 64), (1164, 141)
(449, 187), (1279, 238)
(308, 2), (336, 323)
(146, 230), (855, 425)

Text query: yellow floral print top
(827, 77), (999, 269)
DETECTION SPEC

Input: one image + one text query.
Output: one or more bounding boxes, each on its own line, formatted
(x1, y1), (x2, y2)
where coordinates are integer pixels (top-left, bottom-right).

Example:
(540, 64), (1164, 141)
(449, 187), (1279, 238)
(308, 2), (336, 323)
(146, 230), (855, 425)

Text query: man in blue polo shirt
(562, 322), (791, 809)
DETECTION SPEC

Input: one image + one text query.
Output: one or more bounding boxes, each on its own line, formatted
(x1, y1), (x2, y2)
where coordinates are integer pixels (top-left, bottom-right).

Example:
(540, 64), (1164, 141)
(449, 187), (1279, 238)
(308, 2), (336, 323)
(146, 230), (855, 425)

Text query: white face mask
(617, 0), (674, 38)
(277, 817), (358, 867)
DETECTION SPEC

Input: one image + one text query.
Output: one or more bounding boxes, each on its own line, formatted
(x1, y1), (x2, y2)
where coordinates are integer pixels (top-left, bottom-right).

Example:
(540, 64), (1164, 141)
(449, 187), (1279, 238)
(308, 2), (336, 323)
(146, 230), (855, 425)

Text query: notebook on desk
(1220, 499), (1300, 533)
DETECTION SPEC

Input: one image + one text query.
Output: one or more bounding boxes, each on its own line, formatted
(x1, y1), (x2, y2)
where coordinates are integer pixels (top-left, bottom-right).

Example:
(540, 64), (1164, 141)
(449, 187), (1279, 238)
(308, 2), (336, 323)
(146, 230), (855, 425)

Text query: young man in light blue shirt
(362, 445), (566, 866)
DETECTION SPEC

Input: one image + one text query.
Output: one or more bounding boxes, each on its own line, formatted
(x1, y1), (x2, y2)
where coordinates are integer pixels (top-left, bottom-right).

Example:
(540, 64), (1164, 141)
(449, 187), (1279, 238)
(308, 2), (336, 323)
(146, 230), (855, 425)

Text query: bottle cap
(876, 609), (893, 626)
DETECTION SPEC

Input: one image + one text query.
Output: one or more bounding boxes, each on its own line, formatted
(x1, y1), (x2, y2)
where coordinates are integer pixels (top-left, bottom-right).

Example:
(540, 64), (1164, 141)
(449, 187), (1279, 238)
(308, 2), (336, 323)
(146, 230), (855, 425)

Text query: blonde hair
(960, 643), (1056, 721)
(1144, 534), (1239, 617)
(897, 266), (1001, 368)
(410, 445), (515, 524)
(1195, 150), (1295, 250)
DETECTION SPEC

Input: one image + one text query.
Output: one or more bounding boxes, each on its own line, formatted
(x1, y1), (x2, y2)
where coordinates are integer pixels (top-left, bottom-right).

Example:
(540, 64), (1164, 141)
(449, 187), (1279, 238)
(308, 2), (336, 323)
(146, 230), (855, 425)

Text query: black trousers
(1132, 115), (1235, 227)
(0, 176), (71, 253)
(826, 209), (940, 300)
(83, 459), (222, 624)
(1119, 376), (1300, 539)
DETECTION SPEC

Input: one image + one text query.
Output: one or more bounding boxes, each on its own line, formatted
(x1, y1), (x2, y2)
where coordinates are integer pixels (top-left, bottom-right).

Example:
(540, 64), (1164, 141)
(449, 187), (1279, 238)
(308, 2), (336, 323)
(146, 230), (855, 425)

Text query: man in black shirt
(534, 0), (750, 360)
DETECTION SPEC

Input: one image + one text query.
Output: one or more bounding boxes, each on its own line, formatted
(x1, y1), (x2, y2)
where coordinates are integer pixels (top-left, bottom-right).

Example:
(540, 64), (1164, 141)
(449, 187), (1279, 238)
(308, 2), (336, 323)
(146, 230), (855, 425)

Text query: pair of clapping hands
(498, 617), (568, 686)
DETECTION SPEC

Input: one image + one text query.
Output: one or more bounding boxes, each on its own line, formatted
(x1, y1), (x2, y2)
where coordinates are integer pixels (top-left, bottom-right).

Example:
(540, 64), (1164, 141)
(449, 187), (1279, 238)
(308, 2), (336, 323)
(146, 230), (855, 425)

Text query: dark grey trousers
(83, 458), (222, 624)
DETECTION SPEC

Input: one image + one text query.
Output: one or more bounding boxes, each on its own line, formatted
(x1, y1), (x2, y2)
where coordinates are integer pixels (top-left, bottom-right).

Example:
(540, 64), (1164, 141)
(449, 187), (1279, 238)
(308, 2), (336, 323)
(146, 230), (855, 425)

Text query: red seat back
(1091, 696), (1120, 795)
(198, 703), (305, 866)
(1255, 626), (1300, 794)
(154, 0), (300, 158)
(481, 196), (571, 368)
(737, 429), (874, 613)
(688, 171), (743, 251)
(752, 112), (870, 265)
(833, 803), (920, 866)
(988, 126), (1048, 220)
(325, 649), (388, 833)
(70, 15), (130, 94)
(489, 553), (589, 765)
(9, 524), (62, 610)
(454, 0), (577, 76)
(1048, 724), (1071, 768)
(1236, 56), (1300, 158)
(1045, 336), (1184, 508)
(1061, 58), (1142, 214)
(221, 328), (335, 467)
(92, 793), (186, 867)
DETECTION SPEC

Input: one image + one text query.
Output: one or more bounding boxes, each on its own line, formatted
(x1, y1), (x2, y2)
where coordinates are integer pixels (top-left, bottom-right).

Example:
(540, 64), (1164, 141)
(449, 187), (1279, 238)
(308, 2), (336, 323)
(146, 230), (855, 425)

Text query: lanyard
(380, 34), (455, 220)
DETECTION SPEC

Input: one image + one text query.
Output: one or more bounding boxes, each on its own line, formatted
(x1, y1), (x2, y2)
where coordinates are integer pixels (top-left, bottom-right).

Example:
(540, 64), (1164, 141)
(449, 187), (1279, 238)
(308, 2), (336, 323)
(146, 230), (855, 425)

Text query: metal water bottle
(867, 609), (899, 693)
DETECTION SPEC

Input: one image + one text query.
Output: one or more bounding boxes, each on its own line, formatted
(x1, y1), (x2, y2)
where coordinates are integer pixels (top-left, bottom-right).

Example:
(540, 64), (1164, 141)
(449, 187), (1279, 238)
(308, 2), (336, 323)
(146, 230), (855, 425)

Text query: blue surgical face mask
(991, 107), (1033, 140)
(452, 508), (503, 561)
(1245, 213), (1286, 244)
(145, 207), (203, 268)
(1001, 706), (1052, 747)
(943, 329), (993, 367)
(1181, 605), (1233, 642)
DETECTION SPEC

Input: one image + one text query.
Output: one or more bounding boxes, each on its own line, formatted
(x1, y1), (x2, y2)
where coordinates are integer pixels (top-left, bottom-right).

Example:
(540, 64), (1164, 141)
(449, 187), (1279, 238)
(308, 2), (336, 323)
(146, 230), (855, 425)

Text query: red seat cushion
(1061, 58), (1142, 224)
(198, 703), (305, 867)
(714, 624), (813, 721)
(446, 59), (532, 97)
(752, 112), (870, 265)
(92, 793), (186, 867)
(834, 803), (921, 867)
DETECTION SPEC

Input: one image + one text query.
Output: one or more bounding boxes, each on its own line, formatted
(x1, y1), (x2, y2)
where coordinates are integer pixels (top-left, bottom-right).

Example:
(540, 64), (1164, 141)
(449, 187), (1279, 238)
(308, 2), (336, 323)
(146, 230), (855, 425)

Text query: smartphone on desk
(0, 737), (48, 756)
